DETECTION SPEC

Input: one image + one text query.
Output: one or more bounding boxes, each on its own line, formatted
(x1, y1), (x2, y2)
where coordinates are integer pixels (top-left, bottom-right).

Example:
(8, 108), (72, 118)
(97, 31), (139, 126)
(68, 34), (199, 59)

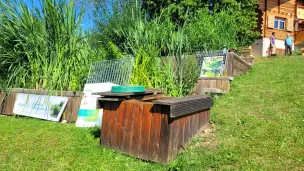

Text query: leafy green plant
(51, 105), (60, 116)
(142, 0), (259, 47)
(185, 9), (238, 51)
(94, 2), (200, 97)
(293, 49), (302, 56)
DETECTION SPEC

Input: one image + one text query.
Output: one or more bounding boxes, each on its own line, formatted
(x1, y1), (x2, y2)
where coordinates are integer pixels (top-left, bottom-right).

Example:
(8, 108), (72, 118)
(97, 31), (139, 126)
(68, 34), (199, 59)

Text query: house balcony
(295, 30), (304, 45)
(297, 5), (304, 19)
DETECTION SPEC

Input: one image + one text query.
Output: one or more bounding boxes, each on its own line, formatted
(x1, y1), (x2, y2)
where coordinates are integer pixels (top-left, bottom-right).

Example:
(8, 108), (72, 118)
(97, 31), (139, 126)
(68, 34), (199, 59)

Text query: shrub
(293, 49), (302, 56)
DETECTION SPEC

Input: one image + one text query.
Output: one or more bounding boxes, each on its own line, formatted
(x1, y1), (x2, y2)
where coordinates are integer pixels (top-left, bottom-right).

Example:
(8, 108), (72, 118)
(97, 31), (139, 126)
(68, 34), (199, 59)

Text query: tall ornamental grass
(0, 0), (99, 91)
(110, 3), (199, 97)
(94, 2), (238, 96)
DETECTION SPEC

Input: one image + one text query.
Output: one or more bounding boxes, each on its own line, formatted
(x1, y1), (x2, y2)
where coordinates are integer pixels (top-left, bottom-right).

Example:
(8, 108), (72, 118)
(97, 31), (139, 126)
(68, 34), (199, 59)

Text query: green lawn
(1, 57), (304, 170)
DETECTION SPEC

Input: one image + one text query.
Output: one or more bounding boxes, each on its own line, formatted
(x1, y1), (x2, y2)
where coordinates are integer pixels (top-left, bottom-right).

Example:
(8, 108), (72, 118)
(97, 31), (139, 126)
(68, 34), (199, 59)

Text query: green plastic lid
(111, 86), (145, 93)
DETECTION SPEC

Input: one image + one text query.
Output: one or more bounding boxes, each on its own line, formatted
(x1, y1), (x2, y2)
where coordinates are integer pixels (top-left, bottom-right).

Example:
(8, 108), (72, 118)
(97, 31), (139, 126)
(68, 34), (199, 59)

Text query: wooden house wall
(258, 0), (297, 40)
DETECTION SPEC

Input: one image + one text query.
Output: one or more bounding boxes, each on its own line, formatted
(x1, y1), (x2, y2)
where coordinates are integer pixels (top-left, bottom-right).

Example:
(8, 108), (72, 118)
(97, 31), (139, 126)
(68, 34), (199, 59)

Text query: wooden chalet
(251, 0), (304, 56)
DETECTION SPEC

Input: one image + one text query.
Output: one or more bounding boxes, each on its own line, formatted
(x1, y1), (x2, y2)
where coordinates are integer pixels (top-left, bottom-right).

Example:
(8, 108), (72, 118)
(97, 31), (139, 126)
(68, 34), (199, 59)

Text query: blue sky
(23, 0), (94, 30)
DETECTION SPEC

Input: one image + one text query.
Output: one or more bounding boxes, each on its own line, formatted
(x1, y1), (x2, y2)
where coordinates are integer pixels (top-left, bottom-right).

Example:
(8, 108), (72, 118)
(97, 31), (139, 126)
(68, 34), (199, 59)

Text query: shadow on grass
(90, 127), (101, 138)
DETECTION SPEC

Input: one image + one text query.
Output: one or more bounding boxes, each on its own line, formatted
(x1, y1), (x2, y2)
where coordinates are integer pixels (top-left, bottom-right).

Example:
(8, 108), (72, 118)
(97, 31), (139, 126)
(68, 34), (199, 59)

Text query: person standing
(285, 33), (294, 56)
(270, 32), (277, 56)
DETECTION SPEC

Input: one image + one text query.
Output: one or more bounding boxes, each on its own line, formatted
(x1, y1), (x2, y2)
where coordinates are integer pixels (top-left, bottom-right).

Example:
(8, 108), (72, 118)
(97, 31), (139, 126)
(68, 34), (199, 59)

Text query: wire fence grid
(86, 57), (134, 85)
(195, 50), (228, 69)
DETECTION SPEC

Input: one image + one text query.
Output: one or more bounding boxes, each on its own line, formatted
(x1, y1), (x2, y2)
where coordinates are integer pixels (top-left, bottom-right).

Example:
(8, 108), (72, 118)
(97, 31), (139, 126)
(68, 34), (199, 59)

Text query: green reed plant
(104, 3), (199, 97)
(0, 0), (99, 91)
(93, 1), (239, 96)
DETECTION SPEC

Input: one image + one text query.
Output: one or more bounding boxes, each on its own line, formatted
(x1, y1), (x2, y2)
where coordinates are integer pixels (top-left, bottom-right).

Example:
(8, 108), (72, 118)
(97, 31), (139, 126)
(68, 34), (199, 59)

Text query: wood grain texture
(178, 116), (185, 149)
(99, 100), (212, 164)
(195, 77), (232, 94)
(115, 101), (126, 152)
(171, 118), (179, 159)
(2, 93), (16, 115)
(62, 97), (81, 122)
(122, 101), (135, 154)
(101, 102), (111, 148)
(0, 92), (6, 114)
(130, 102), (143, 157)
(183, 114), (191, 145)
(139, 103), (153, 160)
(149, 105), (162, 161)
(216, 80), (222, 90)
(210, 80), (216, 88)
(158, 106), (170, 162)
(258, 0), (297, 40)
(108, 102), (119, 148)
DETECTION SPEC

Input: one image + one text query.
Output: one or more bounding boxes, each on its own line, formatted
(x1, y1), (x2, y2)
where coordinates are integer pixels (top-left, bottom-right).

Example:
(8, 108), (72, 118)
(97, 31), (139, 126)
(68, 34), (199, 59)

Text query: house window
(274, 17), (285, 29)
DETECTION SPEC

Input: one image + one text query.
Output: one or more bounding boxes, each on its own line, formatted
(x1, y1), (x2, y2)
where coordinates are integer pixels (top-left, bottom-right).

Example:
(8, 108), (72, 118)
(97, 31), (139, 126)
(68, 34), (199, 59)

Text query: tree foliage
(142, 0), (205, 22)
(142, 0), (259, 46)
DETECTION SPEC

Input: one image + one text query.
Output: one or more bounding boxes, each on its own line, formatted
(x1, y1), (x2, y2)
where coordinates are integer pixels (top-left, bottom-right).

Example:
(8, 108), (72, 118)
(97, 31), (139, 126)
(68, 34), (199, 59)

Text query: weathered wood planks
(0, 92), (17, 115)
(195, 52), (251, 95)
(195, 77), (232, 95)
(226, 52), (251, 77)
(100, 99), (212, 164)
(153, 96), (213, 118)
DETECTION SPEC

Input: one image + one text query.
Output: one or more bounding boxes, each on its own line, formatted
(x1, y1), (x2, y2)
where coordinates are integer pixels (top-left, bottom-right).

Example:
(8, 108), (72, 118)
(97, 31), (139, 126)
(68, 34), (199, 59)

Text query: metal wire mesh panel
(86, 57), (134, 85)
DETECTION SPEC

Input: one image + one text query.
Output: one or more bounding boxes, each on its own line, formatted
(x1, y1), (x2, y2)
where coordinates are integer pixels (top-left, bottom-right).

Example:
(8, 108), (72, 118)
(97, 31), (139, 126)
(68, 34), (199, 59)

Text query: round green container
(111, 86), (145, 93)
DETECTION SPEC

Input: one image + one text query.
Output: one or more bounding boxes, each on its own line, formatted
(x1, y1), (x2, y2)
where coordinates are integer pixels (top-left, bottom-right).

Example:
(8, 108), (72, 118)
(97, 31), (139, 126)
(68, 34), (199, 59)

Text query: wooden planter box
(226, 52), (251, 77)
(195, 76), (233, 94)
(97, 91), (213, 164)
(242, 56), (254, 65)
(0, 88), (82, 122)
(194, 52), (251, 95)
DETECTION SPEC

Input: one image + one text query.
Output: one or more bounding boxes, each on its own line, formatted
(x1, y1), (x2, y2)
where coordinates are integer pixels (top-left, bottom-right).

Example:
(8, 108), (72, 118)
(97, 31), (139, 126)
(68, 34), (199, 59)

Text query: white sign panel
(13, 93), (68, 122)
(75, 82), (118, 128)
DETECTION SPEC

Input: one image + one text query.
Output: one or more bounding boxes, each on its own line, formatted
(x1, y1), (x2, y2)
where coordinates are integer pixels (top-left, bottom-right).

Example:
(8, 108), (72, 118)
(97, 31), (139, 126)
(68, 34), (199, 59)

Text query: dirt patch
(199, 123), (215, 138)
(176, 123), (218, 153)
(290, 167), (304, 171)
(194, 123), (219, 149)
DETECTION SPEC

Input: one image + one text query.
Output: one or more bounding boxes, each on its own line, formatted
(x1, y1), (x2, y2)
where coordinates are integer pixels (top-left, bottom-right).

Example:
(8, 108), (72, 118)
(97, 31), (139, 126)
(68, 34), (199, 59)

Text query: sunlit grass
(1, 56), (304, 170)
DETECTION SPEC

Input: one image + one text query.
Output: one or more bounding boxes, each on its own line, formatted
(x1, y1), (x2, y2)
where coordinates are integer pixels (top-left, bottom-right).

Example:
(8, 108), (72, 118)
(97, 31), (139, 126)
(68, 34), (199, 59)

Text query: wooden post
(226, 52), (234, 77)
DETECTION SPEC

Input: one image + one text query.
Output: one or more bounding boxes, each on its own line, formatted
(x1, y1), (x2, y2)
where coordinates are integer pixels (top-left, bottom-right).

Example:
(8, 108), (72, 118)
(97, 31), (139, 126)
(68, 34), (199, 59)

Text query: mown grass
(1, 56), (304, 170)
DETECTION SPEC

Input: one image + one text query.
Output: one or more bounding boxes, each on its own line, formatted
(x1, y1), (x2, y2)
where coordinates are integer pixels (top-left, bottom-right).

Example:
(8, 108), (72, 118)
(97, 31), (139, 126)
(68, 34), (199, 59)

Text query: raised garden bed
(95, 89), (213, 164)
(225, 52), (251, 77)
(195, 76), (233, 95)
(194, 52), (252, 95)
